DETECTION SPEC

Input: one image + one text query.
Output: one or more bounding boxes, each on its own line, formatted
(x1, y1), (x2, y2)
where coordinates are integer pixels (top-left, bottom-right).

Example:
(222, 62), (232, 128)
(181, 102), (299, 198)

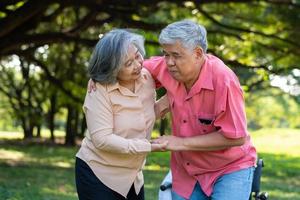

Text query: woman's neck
(119, 80), (135, 92)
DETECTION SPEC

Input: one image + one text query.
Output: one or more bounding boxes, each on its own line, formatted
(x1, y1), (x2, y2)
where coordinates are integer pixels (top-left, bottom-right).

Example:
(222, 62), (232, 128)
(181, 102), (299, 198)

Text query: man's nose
(166, 57), (175, 66)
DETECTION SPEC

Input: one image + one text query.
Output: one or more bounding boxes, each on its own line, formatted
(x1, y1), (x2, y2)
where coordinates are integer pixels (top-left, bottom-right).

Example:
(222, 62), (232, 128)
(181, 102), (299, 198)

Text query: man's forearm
(179, 131), (246, 151)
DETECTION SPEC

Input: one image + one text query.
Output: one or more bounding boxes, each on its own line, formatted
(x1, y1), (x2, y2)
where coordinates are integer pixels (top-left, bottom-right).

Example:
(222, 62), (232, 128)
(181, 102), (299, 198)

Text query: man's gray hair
(159, 20), (208, 52)
(88, 29), (145, 84)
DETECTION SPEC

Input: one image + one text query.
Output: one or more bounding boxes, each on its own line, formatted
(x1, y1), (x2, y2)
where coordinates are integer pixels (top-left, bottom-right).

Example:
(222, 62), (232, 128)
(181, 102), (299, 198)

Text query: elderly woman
(75, 29), (168, 200)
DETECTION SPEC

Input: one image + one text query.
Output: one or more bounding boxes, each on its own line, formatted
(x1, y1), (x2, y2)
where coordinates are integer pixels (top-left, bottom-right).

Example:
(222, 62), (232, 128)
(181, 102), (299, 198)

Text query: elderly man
(145, 20), (257, 200)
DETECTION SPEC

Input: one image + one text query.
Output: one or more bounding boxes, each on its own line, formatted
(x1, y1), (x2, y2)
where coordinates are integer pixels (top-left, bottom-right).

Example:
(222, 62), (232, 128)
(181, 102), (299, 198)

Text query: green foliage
(246, 89), (300, 129)
(0, 0), (299, 140)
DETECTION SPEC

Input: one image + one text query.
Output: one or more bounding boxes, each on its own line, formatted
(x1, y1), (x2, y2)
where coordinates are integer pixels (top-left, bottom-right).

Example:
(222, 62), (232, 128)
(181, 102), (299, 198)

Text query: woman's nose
(134, 59), (142, 69)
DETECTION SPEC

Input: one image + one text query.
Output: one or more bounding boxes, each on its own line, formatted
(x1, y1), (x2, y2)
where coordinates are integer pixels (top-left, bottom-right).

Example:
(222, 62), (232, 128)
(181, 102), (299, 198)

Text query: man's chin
(170, 74), (182, 81)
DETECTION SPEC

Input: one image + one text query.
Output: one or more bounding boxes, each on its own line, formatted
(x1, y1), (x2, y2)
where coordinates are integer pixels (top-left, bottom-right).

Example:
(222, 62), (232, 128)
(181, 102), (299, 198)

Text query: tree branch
(0, 33), (97, 55)
(198, 6), (300, 48)
(18, 52), (83, 103)
(0, 0), (48, 38)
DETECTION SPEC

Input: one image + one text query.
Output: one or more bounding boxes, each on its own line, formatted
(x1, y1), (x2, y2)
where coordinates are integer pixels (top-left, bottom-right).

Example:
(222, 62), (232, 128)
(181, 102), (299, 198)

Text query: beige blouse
(76, 68), (169, 197)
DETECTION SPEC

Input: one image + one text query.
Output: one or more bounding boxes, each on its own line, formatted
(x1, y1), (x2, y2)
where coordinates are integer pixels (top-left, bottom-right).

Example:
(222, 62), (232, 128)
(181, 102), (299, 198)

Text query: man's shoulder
(145, 56), (165, 62)
(143, 56), (167, 76)
(207, 54), (228, 71)
(144, 56), (165, 68)
(207, 54), (239, 86)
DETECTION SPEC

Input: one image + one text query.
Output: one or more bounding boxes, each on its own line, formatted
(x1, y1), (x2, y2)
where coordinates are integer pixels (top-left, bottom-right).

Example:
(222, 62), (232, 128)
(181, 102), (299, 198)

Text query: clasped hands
(150, 135), (184, 152)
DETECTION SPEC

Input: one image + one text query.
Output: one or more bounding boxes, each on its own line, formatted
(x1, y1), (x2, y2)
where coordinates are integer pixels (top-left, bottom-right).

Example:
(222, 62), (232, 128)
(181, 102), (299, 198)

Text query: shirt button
(186, 162), (190, 166)
(203, 129), (207, 132)
(183, 120), (187, 123)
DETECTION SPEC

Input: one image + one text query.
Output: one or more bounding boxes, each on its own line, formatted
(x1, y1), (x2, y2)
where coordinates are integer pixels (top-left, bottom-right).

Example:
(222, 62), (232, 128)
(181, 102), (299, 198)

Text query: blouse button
(183, 120), (187, 123)
(186, 162), (190, 166)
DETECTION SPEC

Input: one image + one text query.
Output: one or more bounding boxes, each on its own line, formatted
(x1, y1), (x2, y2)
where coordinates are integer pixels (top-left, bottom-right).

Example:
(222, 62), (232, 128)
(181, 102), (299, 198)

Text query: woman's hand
(152, 135), (184, 151)
(87, 79), (97, 93)
(150, 140), (168, 152)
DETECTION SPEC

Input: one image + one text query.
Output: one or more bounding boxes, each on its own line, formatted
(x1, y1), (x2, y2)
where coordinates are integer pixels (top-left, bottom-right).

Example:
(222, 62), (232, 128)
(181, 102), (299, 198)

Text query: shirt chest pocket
(196, 113), (216, 134)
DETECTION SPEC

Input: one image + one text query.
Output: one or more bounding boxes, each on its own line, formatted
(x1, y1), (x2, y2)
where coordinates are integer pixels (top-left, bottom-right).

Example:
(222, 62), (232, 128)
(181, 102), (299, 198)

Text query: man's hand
(88, 79), (97, 93)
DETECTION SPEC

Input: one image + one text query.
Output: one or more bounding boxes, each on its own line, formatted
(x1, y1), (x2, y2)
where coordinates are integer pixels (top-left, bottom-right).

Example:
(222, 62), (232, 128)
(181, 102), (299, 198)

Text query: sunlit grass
(0, 149), (25, 160)
(251, 128), (300, 200)
(251, 128), (300, 156)
(0, 129), (66, 140)
(0, 128), (299, 200)
(0, 131), (23, 139)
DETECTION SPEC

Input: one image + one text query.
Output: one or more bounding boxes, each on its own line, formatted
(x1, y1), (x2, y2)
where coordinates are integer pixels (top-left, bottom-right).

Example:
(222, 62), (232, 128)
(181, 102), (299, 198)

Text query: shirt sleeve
(143, 56), (165, 88)
(213, 80), (248, 139)
(154, 94), (170, 119)
(83, 85), (151, 154)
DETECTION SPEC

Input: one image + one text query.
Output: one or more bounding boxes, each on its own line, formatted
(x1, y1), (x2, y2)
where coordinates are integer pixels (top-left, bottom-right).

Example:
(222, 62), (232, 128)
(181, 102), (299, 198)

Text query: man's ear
(194, 46), (204, 59)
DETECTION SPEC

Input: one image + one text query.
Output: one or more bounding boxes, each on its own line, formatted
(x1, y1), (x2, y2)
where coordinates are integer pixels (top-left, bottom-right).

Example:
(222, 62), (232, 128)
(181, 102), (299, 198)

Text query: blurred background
(0, 0), (299, 199)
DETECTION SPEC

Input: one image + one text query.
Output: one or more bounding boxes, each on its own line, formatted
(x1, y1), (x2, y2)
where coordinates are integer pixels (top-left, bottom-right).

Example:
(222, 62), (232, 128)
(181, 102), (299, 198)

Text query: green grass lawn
(0, 128), (299, 200)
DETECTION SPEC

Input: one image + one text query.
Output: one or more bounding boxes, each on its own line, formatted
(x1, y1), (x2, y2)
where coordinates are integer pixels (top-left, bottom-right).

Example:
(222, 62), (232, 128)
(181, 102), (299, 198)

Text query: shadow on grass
(0, 141), (78, 200)
(0, 163), (77, 200)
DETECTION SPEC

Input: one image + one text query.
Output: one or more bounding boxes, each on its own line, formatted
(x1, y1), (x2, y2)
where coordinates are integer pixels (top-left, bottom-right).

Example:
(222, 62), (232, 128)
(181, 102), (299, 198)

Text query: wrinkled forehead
(161, 41), (191, 54)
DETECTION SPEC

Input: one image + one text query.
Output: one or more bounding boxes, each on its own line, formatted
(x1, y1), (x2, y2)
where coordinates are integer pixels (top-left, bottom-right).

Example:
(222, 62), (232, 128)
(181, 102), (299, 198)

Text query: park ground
(0, 128), (299, 200)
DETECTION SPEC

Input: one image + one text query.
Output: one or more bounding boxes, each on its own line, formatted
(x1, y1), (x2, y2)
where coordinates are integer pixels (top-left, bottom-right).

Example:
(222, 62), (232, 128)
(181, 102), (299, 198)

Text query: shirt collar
(106, 71), (147, 96)
(187, 55), (214, 98)
(197, 55), (214, 90)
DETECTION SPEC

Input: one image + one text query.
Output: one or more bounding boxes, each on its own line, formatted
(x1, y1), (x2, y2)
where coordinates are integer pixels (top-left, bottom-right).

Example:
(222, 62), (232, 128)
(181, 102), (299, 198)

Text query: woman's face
(117, 44), (143, 83)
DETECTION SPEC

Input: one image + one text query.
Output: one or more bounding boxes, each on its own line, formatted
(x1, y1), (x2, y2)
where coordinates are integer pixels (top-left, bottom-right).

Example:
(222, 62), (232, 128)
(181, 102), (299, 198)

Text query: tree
(0, 0), (299, 143)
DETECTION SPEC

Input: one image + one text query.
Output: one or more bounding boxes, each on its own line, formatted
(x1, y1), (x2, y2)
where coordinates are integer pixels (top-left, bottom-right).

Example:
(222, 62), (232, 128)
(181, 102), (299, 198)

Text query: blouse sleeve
(83, 85), (151, 154)
(154, 94), (170, 119)
(143, 57), (165, 88)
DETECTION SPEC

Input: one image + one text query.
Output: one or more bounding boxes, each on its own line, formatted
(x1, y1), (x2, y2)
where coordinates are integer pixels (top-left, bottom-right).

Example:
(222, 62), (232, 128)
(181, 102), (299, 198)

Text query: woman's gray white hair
(159, 20), (208, 53)
(88, 29), (145, 84)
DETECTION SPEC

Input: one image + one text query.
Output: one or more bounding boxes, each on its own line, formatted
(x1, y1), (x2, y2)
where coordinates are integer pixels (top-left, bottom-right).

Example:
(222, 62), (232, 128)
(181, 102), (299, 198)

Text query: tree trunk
(48, 94), (57, 142)
(159, 118), (167, 136)
(79, 114), (86, 139)
(65, 104), (76, 146)
(22, 118), (33, 139)
(36, 125), (41, 138)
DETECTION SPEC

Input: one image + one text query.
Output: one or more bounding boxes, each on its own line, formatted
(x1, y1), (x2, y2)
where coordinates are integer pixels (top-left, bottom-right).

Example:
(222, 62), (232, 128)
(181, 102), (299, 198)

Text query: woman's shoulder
(85, 82), (111, 100)
(95, 82), (107, 90)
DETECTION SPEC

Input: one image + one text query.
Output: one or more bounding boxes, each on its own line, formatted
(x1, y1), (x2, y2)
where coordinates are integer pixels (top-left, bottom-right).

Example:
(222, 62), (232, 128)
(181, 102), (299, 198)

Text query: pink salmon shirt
(144, 54), (257, 199)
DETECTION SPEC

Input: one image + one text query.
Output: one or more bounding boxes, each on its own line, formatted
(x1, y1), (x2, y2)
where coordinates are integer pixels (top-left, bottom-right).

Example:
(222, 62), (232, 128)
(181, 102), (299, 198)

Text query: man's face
(162, 41), (200, 84)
